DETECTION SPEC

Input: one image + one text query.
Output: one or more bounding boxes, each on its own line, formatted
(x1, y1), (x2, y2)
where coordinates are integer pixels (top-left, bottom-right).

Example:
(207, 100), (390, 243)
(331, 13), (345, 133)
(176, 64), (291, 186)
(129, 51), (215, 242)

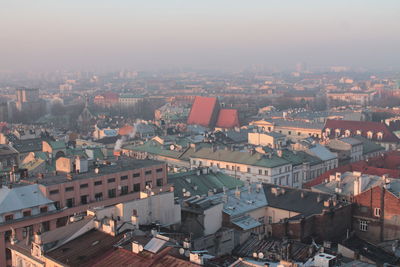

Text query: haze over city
(2, 1), (400, 267)
(1, 0), (400, 71)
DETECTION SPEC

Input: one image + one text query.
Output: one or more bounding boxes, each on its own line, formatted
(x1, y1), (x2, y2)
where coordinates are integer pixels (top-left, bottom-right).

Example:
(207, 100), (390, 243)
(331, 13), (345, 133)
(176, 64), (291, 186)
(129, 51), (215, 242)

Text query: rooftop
(263, 184), (339, 218)
(0, 184), (54, 215)
(21, 158), (164, 186)
(190, 147), (290, 168)
(168, 169), (244, 199)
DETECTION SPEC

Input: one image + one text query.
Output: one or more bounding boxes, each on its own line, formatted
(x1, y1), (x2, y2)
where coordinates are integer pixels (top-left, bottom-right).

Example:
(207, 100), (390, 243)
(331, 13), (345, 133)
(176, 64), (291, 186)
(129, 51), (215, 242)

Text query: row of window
(326, 129), (383, 140)
(49, 169), (164, 195)
(193, 160), (272, 176)
(4, 206), (48, 222)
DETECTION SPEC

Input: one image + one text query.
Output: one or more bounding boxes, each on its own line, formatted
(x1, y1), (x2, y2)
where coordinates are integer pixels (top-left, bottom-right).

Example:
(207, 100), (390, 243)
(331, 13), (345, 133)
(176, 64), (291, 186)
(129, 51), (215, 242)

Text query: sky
(1, 0), (400, 72)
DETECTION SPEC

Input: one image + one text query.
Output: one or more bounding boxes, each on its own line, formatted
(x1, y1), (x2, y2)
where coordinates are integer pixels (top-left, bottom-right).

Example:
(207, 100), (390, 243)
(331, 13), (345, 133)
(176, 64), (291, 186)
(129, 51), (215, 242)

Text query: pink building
(0, 158), (168, 266)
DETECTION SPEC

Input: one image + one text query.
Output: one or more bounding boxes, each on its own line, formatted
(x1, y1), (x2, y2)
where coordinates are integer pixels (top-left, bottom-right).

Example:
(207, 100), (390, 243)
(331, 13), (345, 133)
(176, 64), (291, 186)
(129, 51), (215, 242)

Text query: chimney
(277, 150), (283, 158)
(353, 177), (360, 196)
(132, 241), (143, 254)
(235, 186), (241, 199)
(66, 173), (73, 180)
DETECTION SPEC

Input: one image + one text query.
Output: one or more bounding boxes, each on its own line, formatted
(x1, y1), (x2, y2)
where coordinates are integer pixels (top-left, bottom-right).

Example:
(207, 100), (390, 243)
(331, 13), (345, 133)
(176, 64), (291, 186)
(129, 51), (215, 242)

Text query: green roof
(168, 170), (244, 198)
(191, 148), (290, 168)
(48, 141), (66, 150)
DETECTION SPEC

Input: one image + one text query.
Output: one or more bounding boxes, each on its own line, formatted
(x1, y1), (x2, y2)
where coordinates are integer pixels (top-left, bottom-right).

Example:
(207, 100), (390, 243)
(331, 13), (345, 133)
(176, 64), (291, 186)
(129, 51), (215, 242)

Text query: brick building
(352, 183), (400, 244)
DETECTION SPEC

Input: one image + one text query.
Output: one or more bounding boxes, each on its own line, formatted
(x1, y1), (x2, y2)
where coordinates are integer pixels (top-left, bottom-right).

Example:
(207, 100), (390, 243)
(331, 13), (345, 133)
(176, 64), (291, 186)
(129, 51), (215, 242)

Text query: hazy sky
(1, 0), (400, 71)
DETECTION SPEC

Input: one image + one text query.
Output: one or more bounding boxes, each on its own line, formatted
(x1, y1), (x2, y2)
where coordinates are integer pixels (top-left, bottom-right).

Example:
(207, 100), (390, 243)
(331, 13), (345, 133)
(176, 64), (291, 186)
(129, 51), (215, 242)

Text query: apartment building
(0, 157), (168, 266)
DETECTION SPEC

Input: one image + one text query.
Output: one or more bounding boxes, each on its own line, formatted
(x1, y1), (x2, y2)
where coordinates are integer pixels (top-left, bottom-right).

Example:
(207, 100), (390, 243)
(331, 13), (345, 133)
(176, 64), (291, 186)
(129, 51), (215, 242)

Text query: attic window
(335, 129), (341, 137)
(367, 131), (373, 139)
(325, 128), (331, 136)
(344, 130), (351, 137)
(377, 132), (383, 140)
(356, 130), (362, 135)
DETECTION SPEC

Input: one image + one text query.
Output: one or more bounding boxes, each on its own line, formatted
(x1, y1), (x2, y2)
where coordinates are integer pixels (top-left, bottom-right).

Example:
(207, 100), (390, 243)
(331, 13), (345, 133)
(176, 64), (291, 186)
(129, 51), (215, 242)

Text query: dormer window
(367, 131), (373, 139)
(335, 129), (341, 137)
(356, 130), (362, 135)
(377, 132), (383, 140)
(345, 130), (351, 137)
(325, 128), (331, 136)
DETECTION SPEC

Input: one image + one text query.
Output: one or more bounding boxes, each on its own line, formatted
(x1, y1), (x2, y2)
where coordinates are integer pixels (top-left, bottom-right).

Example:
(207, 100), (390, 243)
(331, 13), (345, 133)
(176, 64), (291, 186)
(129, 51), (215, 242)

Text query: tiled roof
(216, 109), (240, 128)
(191, 147), (290, 168)
(168, 169), (244, 198)
(324, 119), (399, 143)
(187, 96), (219, 127)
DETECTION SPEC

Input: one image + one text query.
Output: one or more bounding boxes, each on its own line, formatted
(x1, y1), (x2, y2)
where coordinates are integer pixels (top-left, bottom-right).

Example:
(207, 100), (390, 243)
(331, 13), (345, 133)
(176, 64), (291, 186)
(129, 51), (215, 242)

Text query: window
(217, 163), (220, 168)
(360, 220), (368, 232)
(133, 173), (140, 178)
(81, 195), (89, 204)
(156, 178), (163, 187)
(4, 214), (13, 221)
(23, 210), (31, 217)
(374, 208), (381, 217)
(66, 198), (75, 208)
(264, 170), (268, 176)
(80, 183), (88, 189)
(288, 131), (291, 135)
(259, 169), (262, 175)
(156, 168), (163, 173)
(377, 132), (383, 140)
(94, 180), (102, 186)
(95, 193), (103, 201)
(121, 175), (128, 180)
(247, 167), (251, 173)
(268, 216), (273, 224)
(42, 221), (50, 232)
(108, 189), (116, 198)
(65, 186), (74, 192)
(231, 166), (235, 171)
(226, 165), (229, 169)
(298, 132), (301, 136)
(108, 178), (116, 183)
(210, 162), (214, 167)
(356, 130), (362, 135)
(54, 201), (61, 210)
(120, 185), (129, 195)
(40, 206), (48, 213)
(145, 170), (152, 175)
(133, 183), (141, 192)
(236, 166), (240, 171)
(367, 131), (373, 139)
(49, 189), (59, 195)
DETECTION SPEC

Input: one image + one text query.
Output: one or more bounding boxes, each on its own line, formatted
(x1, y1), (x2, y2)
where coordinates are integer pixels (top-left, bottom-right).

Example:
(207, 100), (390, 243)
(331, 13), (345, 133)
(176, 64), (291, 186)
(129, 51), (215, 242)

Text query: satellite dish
(139, 245), (144, 252)
(258, 252), (264, 259)
(179, 248), (185, 255)
(170, 144), (175, 150)
(252, 252), (258, 258)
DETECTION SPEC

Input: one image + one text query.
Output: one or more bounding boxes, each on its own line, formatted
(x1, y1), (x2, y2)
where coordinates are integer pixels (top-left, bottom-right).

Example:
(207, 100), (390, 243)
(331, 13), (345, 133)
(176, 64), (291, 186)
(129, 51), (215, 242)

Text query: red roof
(304, 151), (400, 188)
(324, 119), (399, 143)
(91, 247), (199, 267)
(118, 124), (134, 136)
(216, 109), (240, 128)
(187, 96), (219, 127)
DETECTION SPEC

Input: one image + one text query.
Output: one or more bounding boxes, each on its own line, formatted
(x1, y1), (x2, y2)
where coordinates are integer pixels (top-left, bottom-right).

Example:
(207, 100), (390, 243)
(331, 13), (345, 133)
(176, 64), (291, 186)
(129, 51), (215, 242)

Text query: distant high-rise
(16, 88), (39, 104)
(14, 88), (44, 122)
